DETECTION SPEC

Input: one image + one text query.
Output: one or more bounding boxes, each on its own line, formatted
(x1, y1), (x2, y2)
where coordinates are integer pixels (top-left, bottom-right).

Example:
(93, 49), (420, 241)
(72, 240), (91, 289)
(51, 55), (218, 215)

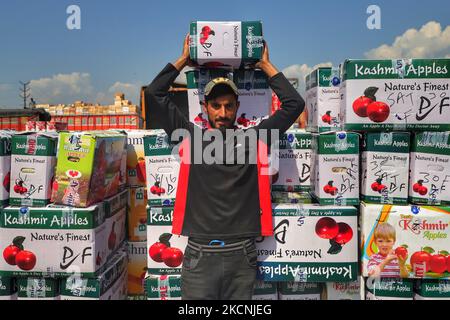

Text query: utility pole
(19, 81), (31, 109)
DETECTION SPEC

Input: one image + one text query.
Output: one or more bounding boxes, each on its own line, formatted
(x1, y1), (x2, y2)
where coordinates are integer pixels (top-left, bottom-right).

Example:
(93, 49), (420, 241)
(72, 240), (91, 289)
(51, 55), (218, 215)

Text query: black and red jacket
(145, 63), (304, 240)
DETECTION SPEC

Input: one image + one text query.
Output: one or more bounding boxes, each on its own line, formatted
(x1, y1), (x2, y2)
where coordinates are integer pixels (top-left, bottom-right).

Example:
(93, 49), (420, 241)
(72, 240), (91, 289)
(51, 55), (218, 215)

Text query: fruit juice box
(256, 204), (358, 282)
(409, 132), (450, 205)
(104, 189), (128, 259)
(414, 279), (450, 300)
(361, 203), (450, 279)
(252, 280), (278, 300)
(365, 278), (413, 300)
(126, 131), (154, 187)
(361, 132), (411, 205)
(147, 206), (187, 275)
(53, 131), (127, 207)
(127, 186), (147, 242)
(0, 276), (17, 300)
(0, 204), (109, 277)
(271, 191), (312, 204)
(186, 69), (271, 129)
(0, 133), (12, 208)
(324, 278), (363, 300)
(270, 130), (312, 192)
(311, 132), (360, 205)
(145, 274), (181, 300)
(144, 132), (180, 207)
(278, 282), (323, 300)
(60, 249), (128, 300)
(9, 132), (58, 207)
(189, 21), (263, 68)
(17, 277), (60, 300)
(340, 59), (450, 131)
(127, 241), (147, 296)
(305, 67), (342, 133)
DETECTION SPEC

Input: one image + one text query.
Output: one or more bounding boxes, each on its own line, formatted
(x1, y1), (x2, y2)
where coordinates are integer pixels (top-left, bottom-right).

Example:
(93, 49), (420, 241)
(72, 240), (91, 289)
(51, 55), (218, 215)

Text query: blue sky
(0, 0), (449, 108)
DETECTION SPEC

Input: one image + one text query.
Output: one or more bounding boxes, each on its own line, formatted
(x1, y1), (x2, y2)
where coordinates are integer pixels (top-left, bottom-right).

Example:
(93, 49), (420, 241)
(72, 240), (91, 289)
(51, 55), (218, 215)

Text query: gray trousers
(181, 239), (258, 300)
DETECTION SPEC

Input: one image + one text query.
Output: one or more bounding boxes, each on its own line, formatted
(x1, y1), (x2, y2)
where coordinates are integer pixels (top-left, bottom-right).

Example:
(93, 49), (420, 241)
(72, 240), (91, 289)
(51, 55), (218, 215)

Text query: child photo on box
(367, 223), (409, 278)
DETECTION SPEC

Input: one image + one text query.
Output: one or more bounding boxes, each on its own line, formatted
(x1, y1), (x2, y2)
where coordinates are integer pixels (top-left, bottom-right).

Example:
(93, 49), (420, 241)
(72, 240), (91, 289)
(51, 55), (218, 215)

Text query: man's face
(205, 94), (240, 129)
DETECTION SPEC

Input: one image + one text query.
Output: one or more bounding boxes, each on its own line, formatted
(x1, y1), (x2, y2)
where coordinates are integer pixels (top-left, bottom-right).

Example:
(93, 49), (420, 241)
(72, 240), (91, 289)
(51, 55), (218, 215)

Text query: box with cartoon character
(52, 131), (127, 208)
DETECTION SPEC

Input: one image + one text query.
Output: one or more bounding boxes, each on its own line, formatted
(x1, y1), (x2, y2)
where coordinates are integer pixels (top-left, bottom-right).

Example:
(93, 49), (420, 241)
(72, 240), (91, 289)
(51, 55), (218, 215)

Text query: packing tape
(379, 132), (393, 145)
(27, 278), (46, 298)
(391, 59), (412, 79)
(420, 132), (450, 146)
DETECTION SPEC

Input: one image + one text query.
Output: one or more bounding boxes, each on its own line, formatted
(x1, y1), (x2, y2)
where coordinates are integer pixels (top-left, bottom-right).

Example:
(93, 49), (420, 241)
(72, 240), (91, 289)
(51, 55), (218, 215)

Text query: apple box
(340, 59), (450, 131)
(186, 69), (271, 129)
(361, 202), (450, 279)
(305, 67), (342, 133)
(145, 274), (181, 300)
(17, 277), (60, 300)
(60, 249), (128, 300)
(256, 204), (359, 282)
(324, 278), (363, 300)
(414, 280), (450, 300)
(252, 281), (278, 300)
(127, 187), (147, 242)
(409, 132), (450, 205)
(0, 133), (12, 208)
(147, 207), (187, 275)
(278, 282), (323, 300)
(361, 132), (411, 205)
(103, 189), (128, 259)
(365, 278), (414, 300)
(53, 131), (127, 207)
(9, 132), (58, 207)
(127, 241), (147, 296)
(144, 132), (180, 207)
(0, 276), (17, 300)
(189, 21), (263, 68)
(270, 130), (312, 192)
(126, 131), (154, 187)
(311, 132), (360, 205)
(0, 204), (109, 277)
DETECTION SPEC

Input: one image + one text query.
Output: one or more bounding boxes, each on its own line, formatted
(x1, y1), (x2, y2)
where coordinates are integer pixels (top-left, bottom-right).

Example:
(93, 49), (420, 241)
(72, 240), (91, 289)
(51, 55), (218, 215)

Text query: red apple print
(371, 182), (380, 192)
(150, 181), (161, 195)
(329, 187), (338, 196)
(333, 223), (353, 245)
(413, 180), (424, 193)
(3, 236), (25, 266)
(202, 26), (211, 35)
(352, 87), (378, 118)
(430, 253), (447, 274)
(447, 255), (450, 273)
(3, 172), (10, 192)
(108, 222), (117, 251)
(15, 250), (37, 271)
(135, 158), (146, 183)
(162, 247), (184, 268)
(395, 246), (408, 260)
(324, 181), (335, 194)
(410, 251), (432, 273)
(377, 184), (387, 193)
(418, 185), (428, 196)
(367, 101), (390, 123)
(315, 217), (339, 240)
(322, 111), (332, 124)
(149, 242), (168, 263)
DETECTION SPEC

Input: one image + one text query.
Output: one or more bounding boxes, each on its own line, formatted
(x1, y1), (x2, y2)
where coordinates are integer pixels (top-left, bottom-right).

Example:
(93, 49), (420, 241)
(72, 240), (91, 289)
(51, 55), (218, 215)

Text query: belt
(187, 238), (255, 253)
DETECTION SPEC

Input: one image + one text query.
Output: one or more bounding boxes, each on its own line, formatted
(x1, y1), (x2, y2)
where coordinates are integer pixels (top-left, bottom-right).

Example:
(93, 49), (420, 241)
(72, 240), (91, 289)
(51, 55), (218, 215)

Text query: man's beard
(208, 116), (236, 132)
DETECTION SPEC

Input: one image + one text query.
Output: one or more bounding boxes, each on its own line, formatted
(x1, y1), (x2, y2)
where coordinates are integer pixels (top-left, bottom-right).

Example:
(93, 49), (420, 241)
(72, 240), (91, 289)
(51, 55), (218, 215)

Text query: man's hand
(255, 41), (279, 78)
(173, 34), (197, 71)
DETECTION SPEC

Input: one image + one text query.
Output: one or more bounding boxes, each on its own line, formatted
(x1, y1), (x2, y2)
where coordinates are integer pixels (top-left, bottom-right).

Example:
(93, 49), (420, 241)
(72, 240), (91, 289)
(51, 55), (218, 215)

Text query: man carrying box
(145, 34), (304, 300)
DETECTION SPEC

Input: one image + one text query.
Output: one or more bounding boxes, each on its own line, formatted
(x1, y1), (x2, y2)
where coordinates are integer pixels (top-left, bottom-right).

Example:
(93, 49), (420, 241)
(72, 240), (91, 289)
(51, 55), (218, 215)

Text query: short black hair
(205, 84), (238, 103)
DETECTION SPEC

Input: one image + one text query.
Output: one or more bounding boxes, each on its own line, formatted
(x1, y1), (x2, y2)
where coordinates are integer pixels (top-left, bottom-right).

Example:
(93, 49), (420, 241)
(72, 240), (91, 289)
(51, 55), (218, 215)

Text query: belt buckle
(209, 240), (225, 247)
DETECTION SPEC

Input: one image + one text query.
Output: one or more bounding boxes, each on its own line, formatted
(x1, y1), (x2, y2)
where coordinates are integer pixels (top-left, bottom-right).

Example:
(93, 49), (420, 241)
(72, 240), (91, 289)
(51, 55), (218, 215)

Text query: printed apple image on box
(409, 132), (450, 205)
(53, 131), (127, 208)
(324, 278), (363, 300)
(126, 131), (154, 187)
(252, 280), (278, 300)
(0, 133), (12, 208)
(361, 203), (450, 280)
(365, 278), (413, 300)
(186, 69), (271, 129)
(127, 186), (148, 242)
(17, 277), (60, 300)
(340, 59), (450, 131)
(256, 204), (358, 282)
(189, 21), (263, 68)
(145, 274), (181, 300)
(127, 241), (147, 296)
(414, 279), (450, 300)
(311, 132), (360, 206)
(271, 191), (312, 204)
(0, 204), (109, 277)
(278, 282), (323, 300)
(144, 132), (180, 207)
(270, 130), (312, 192)
(361, 132), (411, 205)
(9, 132), (58, 207)
(0, 276), (17, 300)
(146, 207), (187, 275)
(305, 67), (341, 133)
(60, 249), (128, 300)
(103, 190), (128, 260)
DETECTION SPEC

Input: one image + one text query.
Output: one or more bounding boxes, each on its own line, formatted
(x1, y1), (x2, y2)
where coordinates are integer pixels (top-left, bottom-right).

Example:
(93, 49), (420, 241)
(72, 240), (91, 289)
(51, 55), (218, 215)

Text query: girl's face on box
(375, 237), (395, 256)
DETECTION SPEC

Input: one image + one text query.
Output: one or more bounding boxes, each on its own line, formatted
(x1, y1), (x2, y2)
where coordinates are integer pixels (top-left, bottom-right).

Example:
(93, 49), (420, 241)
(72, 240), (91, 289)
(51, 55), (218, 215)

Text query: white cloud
(108, 82), (140, 104)
(30, 72), (94, 104)
(0, 84), (12, 92)
(282, 62), (332, 95)
(365, 21), (450, 59)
